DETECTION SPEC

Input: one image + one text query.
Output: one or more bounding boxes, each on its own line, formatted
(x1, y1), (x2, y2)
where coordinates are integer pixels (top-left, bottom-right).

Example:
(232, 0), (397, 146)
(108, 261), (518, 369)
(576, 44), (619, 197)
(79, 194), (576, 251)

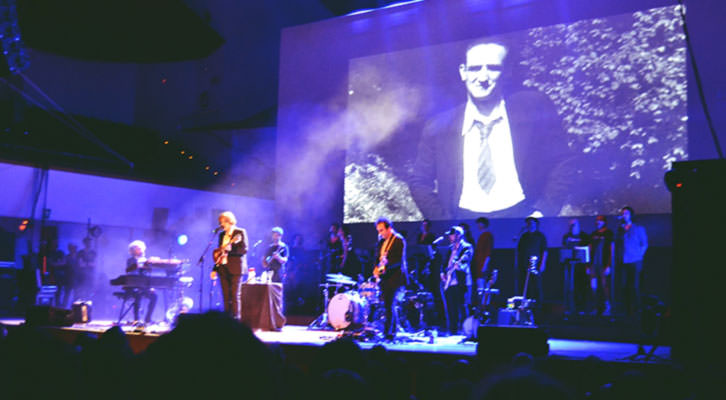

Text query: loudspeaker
(666, 160), (726, 370)
(25, 305), (74, 327)
(477, 325), (549, 358)
(71, 301), (92, 323)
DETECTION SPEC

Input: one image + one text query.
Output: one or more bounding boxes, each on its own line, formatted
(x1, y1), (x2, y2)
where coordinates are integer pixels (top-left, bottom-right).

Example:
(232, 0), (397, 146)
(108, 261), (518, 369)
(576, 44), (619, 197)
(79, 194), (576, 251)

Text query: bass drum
(328, 291), (369, 330)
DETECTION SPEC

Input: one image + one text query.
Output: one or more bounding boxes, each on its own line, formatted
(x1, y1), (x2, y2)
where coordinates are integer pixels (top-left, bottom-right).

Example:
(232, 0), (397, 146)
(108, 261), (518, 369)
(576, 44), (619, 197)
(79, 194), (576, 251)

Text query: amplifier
(497, 308), (535, 326)
(72, 301), (92, 323)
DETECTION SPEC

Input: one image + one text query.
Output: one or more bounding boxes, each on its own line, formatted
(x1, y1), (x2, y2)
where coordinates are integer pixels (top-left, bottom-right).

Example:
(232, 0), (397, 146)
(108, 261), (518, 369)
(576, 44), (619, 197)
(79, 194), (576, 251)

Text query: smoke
(277, 63), (422, 224)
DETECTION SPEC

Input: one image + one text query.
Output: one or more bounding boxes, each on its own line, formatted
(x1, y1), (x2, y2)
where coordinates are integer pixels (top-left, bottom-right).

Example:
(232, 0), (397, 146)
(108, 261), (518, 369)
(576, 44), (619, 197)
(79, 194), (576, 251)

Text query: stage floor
(0, 318), (670, 363)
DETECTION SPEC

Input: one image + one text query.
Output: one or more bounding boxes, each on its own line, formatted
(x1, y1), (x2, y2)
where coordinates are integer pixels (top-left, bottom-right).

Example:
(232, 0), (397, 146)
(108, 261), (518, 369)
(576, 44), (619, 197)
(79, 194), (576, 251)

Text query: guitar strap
(380, 234), (395, 261)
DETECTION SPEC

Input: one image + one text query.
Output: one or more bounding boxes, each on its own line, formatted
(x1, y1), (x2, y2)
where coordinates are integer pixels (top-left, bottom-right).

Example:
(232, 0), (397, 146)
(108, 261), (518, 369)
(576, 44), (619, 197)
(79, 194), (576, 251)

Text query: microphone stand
(196, 230), (219, 314)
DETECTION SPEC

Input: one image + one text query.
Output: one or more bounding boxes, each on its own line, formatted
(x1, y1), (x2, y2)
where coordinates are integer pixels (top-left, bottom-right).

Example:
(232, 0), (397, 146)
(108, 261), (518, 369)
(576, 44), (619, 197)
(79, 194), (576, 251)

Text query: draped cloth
(240, 282), (286, 331)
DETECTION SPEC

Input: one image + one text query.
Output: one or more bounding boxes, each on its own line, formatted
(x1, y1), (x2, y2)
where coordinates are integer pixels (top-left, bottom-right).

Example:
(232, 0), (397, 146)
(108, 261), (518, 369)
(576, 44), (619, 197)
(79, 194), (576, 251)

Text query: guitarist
(215, 211), (248, 320)
(261, 227), (289, 283)
(373, 217), (408, 340)
(440, 226), (473, 336)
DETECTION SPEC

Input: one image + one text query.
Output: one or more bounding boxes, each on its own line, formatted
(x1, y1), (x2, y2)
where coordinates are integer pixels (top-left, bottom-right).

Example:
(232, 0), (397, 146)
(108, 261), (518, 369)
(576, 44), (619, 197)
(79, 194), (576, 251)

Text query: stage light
(180, 150), (185, 155)
(205, 165), (210, 170)
(213, 171), (219, 176)
(163, 140), (169, 145)
(188, 155), (193, 160)
(177, 234), (189, 246)
(182, 296), (194, 310)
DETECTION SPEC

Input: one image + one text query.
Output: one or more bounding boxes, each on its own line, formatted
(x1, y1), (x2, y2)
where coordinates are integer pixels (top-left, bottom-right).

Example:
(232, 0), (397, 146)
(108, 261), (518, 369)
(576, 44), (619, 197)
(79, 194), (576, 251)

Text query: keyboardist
(126, 240), (158, 324)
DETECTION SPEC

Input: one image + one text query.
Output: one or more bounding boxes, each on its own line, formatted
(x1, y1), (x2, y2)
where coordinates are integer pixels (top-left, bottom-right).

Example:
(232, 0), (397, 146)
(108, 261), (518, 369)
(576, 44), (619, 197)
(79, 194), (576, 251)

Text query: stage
(0, 318), (670, 363)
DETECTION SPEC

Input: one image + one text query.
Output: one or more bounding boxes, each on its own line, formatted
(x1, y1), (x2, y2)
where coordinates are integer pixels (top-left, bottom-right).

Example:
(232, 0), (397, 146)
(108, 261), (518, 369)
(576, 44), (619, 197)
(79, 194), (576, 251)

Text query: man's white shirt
(458, 99), (525, 213)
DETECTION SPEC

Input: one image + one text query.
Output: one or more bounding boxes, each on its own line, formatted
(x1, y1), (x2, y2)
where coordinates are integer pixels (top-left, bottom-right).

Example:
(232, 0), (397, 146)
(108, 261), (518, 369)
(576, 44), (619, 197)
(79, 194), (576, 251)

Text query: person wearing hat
(441, 226), (473, 335)
(590, 215), (614, 315)
(262, 227), (289, 283)
(515, 217), (547, 305)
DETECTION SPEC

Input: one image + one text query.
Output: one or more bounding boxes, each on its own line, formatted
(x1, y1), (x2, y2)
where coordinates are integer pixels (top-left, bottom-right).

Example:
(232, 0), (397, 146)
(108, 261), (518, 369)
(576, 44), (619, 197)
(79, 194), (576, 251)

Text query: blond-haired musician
(125, 240), (157, 323)
(214, 211), (248, 319)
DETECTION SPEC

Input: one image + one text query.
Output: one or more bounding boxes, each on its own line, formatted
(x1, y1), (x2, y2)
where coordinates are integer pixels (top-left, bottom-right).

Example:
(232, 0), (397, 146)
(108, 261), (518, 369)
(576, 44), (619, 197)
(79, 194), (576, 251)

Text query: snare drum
(358, 281), (380, 304)
(327, 291), (369, 330)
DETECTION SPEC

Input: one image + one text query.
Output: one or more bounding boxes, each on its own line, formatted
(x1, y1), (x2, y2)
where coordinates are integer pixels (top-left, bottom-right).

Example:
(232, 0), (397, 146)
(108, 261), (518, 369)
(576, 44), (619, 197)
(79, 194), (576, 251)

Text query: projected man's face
(459, 43), (507, 103)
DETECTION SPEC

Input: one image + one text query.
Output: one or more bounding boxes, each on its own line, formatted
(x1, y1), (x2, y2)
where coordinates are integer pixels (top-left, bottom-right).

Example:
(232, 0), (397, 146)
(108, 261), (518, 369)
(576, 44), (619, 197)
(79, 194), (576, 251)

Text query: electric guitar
(442, 246), (469, 291)
(373, 253), (387, 282)
(213, 232), (242, 269)
(442, 260), (460, 291)
(373, 235), (396, 282)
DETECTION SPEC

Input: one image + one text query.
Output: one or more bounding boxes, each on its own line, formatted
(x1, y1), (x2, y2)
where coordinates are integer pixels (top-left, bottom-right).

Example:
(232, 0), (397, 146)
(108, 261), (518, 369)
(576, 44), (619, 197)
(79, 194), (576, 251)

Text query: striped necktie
(474, 117), (502, 193)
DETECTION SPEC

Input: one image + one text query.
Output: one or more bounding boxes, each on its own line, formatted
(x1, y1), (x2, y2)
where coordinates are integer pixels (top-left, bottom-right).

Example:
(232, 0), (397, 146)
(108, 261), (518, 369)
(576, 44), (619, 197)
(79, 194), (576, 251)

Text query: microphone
(253, 240), (263, 247)
(512, 224), (528, 242)
(432, 236), (445, 245)
(213, 226), (223, 233)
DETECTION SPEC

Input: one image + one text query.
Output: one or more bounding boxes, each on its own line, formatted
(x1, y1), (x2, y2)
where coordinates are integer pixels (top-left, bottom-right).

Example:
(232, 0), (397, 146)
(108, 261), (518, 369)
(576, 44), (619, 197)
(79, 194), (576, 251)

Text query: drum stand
(308, 283), (334, 330)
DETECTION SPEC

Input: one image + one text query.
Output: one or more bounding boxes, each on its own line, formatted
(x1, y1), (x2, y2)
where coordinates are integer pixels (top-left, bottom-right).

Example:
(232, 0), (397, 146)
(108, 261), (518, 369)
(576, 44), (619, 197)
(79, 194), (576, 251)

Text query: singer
(215, 211), (248, 320)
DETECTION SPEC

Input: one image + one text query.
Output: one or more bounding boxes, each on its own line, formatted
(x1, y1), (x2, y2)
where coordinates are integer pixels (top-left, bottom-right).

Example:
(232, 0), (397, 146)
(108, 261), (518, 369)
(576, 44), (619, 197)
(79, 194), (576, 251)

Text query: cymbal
(327, 278), (355, 285)
(326, 273), (353, 280)
(318, 282), (350, 287)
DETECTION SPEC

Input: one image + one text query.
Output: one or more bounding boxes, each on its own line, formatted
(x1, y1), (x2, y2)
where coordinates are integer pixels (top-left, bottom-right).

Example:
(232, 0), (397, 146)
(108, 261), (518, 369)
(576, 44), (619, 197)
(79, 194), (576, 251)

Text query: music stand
(560, 246), (589, 314)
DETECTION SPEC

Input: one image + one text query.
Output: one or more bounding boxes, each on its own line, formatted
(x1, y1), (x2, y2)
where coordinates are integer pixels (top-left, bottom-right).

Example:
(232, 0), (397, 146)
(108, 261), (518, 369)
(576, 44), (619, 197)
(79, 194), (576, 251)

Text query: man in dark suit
(410, 41), (572, 220)
(215, 211), (248, 320)
(440, 226), (473, 335)
(374, 217), (408, 340)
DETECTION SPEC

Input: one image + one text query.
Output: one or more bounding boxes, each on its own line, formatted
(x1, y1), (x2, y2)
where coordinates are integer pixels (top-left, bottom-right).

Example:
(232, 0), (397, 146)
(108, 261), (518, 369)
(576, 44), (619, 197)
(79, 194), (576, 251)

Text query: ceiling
(1, 0), (402, 196)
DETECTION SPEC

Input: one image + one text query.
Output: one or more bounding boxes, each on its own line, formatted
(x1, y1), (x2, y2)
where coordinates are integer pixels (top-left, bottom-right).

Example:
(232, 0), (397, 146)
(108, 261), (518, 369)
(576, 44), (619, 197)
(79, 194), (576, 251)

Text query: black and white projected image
(344, 5), (687, 223)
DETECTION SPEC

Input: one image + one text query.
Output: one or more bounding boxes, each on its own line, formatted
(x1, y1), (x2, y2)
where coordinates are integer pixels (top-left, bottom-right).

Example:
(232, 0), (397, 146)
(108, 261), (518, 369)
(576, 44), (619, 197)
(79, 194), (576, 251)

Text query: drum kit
(309, 273), (434, 334)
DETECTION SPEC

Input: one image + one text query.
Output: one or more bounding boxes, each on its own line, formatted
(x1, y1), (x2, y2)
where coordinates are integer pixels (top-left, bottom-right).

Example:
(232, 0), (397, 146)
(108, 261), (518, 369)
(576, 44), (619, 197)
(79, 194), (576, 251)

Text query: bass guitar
(481, 268), (499, 307)
(264, 245), (285, 265)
